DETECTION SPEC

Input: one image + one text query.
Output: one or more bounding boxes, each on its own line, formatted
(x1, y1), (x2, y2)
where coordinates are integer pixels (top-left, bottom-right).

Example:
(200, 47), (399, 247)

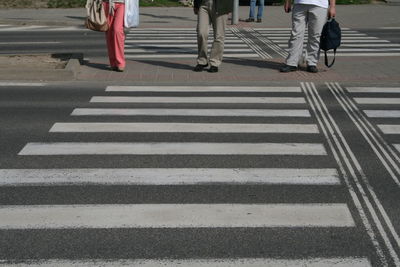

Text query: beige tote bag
(85, 0), (109, 32)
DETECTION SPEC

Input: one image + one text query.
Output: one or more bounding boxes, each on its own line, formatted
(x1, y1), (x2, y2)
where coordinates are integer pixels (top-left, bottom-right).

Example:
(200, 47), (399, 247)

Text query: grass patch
(336, 0), (371, 3)
(47, 0), (85, 8)
(46, 0), (182, 8)
(140, 0), (183, 7)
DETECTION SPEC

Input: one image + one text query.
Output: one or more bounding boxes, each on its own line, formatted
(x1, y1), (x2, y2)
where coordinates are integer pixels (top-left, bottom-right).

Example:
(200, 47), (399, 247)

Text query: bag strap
(324, 48), (336, 68)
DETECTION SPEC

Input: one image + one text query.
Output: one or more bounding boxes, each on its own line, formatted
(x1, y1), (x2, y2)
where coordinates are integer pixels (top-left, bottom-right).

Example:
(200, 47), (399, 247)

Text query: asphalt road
(0, 81), (399, 266)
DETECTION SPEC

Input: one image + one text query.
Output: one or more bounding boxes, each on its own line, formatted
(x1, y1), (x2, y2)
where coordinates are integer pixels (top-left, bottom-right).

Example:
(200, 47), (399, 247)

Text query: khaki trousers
(197, 0), (228, 67)
(285, 4), (327, 67)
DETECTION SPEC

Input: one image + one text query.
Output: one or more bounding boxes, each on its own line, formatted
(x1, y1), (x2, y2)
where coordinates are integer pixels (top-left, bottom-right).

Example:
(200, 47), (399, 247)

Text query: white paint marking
(355, 98), (400, 104)
(0, 168), (340, 186)
(378, 125), (400, 134)
(0, 41), (60, 45)
(364, 110), (400, 118)
(49, 123), (319, 134)
(0, 204), (354, 229)
(90, 96), (306, 104)
(71, 108), (311, 117)
(105, 86), (301, 92)
(125, 39), (243, 43)
(0, 258), (372, 267)
(335, 53), (400, 57)
(0, 82), (46, 87)
(347, 87), (400, 93)
(125, 54), (259, 58)
(18, 142), (327, 156)
(125, 48), (252, 53)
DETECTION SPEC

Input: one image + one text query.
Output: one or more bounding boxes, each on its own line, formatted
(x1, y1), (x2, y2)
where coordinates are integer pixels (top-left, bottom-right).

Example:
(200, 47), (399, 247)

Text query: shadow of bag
(85, 0), (109, 32)
(320, 18), (341, 68)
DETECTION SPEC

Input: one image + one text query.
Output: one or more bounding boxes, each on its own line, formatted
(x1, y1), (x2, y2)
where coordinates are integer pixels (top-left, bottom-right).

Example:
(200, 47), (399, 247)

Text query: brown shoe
(245, 18), (255, 22)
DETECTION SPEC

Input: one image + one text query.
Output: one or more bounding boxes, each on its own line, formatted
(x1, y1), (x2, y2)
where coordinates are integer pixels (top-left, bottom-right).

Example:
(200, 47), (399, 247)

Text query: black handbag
(320, 18), (341, 68)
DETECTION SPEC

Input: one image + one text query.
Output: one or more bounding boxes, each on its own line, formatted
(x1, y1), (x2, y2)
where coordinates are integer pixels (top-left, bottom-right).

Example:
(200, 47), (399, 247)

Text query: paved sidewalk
(0, 4), (400, 84)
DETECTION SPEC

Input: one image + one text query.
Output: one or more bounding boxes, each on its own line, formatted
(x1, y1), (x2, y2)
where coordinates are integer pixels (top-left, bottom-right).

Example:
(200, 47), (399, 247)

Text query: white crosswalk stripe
(0, 168), (340, 186)
(256, 28), (400, 57)
(7, 85), (368, 264)
(0, 24), (84, 31)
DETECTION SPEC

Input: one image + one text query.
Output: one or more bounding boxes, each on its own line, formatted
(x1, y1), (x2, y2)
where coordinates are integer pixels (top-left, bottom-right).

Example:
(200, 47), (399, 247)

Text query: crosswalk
(255, 28), (400, 57)
(1, 24), (398, 59)
(328, 83), (400, 188)
(124, 28), (259, 59)
(0, 84), (375, 265)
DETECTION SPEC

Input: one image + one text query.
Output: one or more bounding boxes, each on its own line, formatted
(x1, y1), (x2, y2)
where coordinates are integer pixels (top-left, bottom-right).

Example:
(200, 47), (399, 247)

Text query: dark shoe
(116, 67), (125, 72)
(245, 18), (255, 22)
(193, 64), (208, 72)
(280, 64), (298, 73)
(256, 18), (262, 23)
(306, 65), (318, 73)
(207, 66), (218, 73)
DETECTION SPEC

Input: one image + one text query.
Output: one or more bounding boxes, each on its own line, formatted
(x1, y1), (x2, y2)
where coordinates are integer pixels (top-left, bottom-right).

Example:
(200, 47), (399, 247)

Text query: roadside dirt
(0, 54), (68, 69)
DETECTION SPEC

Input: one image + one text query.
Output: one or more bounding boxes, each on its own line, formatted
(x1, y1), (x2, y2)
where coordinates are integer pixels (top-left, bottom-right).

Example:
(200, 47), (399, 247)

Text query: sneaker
(279, 64), (298, 73)
(245, 18), (255, 22)
(306, 65), (318, 73)
(193, 64), (208, 72)
(207, 66), (218, 73)
(256, 18), (262, 23)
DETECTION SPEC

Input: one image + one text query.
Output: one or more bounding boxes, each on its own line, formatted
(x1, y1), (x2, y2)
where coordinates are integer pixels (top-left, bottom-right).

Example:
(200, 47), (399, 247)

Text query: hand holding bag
(85, 0), (109, 32)
(320, 18), (341, 68)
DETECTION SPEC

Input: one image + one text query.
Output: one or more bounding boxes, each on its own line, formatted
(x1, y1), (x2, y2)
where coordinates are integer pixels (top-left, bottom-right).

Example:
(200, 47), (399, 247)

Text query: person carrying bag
(85, 0), (139, 72)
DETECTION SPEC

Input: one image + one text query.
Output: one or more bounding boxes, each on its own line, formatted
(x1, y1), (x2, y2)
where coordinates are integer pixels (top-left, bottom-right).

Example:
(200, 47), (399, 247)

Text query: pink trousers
(103, 2), (125, 69)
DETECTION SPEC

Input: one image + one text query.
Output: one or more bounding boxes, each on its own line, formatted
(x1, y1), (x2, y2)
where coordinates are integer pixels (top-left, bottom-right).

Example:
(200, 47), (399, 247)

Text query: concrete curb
(0, 54), (82, 81)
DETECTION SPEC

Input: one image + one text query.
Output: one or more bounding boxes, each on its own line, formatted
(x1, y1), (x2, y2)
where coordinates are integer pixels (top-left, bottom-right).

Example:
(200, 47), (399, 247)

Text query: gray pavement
(0, 4), (400, 84)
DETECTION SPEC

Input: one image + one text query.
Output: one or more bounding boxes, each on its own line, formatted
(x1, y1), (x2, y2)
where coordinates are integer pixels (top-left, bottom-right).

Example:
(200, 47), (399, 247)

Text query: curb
(0, 53), (82, 82)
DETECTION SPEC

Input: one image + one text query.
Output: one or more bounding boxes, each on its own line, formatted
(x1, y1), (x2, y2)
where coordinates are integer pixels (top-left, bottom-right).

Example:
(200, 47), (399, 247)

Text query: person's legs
(197, 1), (211, 66)
(104, 2), (116, 68)
(209, 11), (227, 68)
(257, 0), (264, 20)
(285, 4), (308, 67)
(306, 5), (327, 67)
(249, 0), (256, 19)
(111, 3), (126, 69)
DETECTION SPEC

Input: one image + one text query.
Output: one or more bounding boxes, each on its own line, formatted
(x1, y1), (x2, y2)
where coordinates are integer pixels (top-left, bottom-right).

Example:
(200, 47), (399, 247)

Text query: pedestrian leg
(197, 3), (211, 66)
(285, 4), (308, 67)
(306, 5), (327, 66)
(209, 13), (227, 67)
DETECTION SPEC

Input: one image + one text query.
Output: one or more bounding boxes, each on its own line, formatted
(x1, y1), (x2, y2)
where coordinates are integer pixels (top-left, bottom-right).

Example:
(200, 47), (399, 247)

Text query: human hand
(284, 1), (292, 13)
(328, 6), (336, 18)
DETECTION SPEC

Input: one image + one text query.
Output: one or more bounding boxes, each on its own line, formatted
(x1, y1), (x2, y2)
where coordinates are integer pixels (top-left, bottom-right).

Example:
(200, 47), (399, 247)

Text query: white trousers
(285, 4), (327, 67)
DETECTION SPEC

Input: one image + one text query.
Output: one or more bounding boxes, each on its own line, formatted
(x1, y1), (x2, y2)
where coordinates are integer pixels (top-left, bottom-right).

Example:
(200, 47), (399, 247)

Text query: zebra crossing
(0, 84), (376, 266)
(328, 83), (400, 188)
(255, 28), (400, 57)
(1, 24), (399, 59)
(124, 28), (259, 59)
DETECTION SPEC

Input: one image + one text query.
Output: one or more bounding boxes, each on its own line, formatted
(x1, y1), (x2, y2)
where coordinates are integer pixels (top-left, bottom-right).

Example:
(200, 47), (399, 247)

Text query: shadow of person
(82, 60), (110, 71)
(134, 59), (194, 70)
(224, 58), (282, 70)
